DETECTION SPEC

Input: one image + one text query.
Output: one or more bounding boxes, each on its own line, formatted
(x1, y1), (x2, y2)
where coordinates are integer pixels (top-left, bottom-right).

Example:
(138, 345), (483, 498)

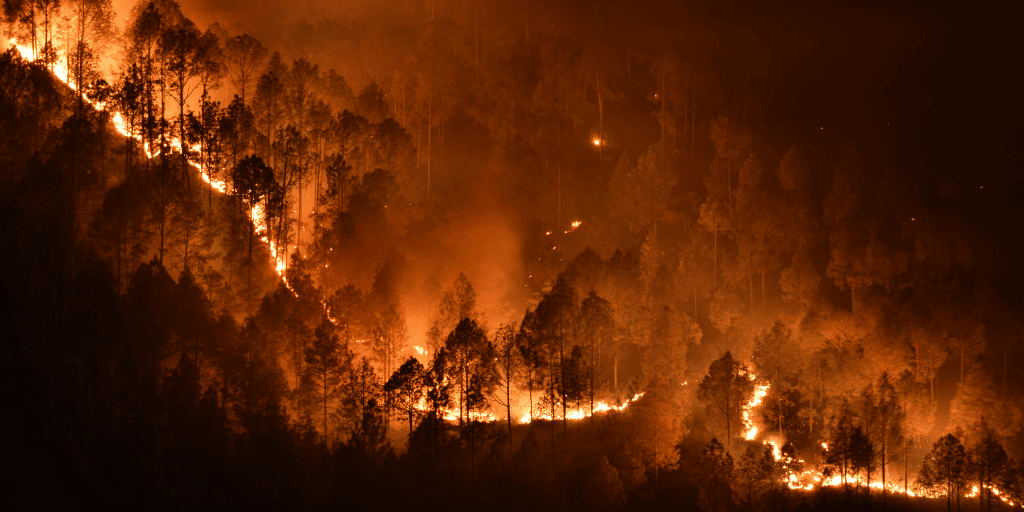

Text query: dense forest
(2, 0), (1023, 510)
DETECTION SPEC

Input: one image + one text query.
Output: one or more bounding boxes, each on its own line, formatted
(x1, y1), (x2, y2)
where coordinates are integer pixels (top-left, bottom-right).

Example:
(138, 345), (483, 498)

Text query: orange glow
(741, 371), (768, 440)
(519, 393), (644, 424)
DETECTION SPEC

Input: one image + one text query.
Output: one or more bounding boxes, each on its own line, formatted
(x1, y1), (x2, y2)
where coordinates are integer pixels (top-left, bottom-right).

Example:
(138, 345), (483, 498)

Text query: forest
(2, 0), (1023, 510)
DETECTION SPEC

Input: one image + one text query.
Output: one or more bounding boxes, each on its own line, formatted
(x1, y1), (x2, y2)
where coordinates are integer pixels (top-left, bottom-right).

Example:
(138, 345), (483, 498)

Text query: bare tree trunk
(613, 353), (618, 391)
(713, 230), (718, 291)
(427, 90), (432, 204)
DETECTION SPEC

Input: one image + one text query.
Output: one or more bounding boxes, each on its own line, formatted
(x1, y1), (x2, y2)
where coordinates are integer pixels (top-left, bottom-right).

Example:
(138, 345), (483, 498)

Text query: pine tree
(699, 351), (755, 451)
(919, 434), (970, 512)
(304, 315), (347, 443)
(696, 438), (734, 512)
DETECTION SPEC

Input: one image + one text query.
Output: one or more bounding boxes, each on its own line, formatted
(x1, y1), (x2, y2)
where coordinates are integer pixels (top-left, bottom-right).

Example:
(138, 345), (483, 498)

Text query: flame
(743, 375), (991, 503)
(7, 39), (229, 195)
(741, 372), (769, 440)
(519, 393), (644, 424)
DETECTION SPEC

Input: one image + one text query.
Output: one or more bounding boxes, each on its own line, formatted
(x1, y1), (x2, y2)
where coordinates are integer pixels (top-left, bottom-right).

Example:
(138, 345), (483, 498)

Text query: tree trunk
(713, 230), (718, 291)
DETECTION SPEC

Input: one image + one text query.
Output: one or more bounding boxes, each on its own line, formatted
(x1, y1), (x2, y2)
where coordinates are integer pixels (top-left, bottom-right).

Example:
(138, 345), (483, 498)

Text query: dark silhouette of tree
(753, 320), (798, 436)
(427, 273), (478, 353)
(699, 351), (755, 451)
(385, 356), (425, 435)
(175, 267), (215, 377)
(340, 357), (382, 443)
(737, 443), (774, 506)
(919, 433), (970, 512)
(221, 96), (255, 171)
(423, 346), (453, 452)
(822, 403), (872, 495)
(371, 302), (407, 400)
(645, 306), (699, 388)
(0, 49), (62, 187)
(578, 290), (614, 418)
(304, 315), (348, 443)
(89, 176), (151, 290)
(696, 437), (734, 512)
(490, 322), (521, 441)
(254, 66), (285, 162)
(349, 397), (389, 469)
(224, 33), (266, 109)
(230, 154), (281, 309)
(849, 424), (874, 498)
(517, 308), (544, 424)
(68, 0), (113, 114)
(256, 253), (321, 392)
(225, 318), (288, 438)
(533, 276), (577, 434)
(160, 17), (203, 179)
(860, 373), (906, 510)
(970, 431), (1010, 512)
(443, 317), (494, 425)
(325, 284), (370, 348)
(562, 344), (585, 419)
(112, 62), (148, 178)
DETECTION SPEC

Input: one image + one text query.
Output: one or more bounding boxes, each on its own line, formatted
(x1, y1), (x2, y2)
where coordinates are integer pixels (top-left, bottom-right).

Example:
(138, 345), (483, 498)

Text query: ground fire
(2, 0), (1022, 510)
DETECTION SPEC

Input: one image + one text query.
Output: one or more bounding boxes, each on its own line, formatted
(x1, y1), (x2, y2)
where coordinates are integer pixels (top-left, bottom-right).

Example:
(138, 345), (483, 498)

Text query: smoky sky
(132, 0), (1024, 304)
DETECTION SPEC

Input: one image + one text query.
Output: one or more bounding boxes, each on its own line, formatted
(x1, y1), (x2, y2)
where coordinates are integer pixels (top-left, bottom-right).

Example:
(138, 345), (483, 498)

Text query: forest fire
(741, 377), (769, 440)
(518, 393), (644, 424)
(2, 1), (1020, 510)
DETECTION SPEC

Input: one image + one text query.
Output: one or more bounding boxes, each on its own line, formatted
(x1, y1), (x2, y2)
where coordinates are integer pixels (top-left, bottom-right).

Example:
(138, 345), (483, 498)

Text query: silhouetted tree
(304, 315), (348, 443)
(970, 431), (1010, 512)
(699, 351), (755, 451)
(490, 323), (522, 440)
(919, 434), (970, 512)
(385, 356), (425, 435)
(696, 438), (734, 512)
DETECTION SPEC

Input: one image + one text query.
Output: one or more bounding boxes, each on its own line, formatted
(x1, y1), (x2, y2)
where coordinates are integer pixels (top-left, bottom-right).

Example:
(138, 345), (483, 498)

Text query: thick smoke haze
(3, 0), (1024, 510)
